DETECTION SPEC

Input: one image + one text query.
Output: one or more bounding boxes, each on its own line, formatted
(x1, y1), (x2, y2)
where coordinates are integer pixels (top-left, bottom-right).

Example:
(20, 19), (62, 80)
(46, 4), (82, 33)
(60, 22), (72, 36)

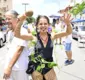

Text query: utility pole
(22, 3), (29, 12)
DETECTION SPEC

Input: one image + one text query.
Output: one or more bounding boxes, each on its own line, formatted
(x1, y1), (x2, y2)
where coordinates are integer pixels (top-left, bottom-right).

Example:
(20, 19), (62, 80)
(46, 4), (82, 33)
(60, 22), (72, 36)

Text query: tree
(69, 0), (85, 16)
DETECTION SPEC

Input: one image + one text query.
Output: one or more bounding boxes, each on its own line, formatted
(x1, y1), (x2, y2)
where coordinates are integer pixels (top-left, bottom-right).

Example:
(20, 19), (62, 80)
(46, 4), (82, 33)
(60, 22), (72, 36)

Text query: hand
(25, 10), (33, 17)
(18, 10), (33, 21)
(61, 13), (73, 25)
(3, 67), (12, 79)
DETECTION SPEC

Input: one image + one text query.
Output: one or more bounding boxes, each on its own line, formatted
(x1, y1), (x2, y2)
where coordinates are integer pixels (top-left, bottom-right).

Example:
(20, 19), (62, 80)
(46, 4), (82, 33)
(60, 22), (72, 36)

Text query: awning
(49, 15), (60, 19)
(72, 19), (85, 23)
(49, 13), (62, 19)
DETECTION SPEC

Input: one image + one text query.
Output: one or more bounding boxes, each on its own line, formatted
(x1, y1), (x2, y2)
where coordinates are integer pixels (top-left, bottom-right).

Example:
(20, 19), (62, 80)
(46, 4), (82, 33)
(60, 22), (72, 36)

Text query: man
(64, 34), (74, 65)
(63, 24), (74, 65)
(3, 10), (33, 80)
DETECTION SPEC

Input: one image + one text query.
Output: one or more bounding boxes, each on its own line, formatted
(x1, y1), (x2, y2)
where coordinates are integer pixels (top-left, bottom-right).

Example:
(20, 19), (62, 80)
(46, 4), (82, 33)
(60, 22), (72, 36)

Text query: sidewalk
(55, 44), (85, 80)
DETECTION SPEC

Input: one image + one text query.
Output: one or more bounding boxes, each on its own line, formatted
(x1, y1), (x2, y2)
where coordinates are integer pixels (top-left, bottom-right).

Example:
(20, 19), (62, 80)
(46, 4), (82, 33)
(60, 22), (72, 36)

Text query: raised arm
(52, 13), (72, 40)
(14, 10), (35, 41)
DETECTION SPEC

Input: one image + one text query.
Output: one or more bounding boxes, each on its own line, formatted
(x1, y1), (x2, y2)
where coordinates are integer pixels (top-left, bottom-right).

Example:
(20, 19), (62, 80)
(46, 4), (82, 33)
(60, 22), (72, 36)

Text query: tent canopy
(49, 13), (63, 19)
(49, 15), (60, 19)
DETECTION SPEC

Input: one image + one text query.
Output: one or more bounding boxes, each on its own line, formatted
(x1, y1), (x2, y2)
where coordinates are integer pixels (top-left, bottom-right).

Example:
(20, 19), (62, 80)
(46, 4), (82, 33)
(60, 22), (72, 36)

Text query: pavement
(54, 43), (85, 80)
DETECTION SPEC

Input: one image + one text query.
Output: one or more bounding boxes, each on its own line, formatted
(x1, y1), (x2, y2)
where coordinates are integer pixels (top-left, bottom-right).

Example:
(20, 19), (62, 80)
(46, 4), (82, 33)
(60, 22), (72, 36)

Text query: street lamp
(22, 3), (29, 12)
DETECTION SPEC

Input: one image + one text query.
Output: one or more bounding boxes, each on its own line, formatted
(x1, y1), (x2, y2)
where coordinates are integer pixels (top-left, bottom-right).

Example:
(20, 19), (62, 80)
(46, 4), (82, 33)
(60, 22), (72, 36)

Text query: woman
(3, 10), (33, 80)
(14, 11), (72, 80)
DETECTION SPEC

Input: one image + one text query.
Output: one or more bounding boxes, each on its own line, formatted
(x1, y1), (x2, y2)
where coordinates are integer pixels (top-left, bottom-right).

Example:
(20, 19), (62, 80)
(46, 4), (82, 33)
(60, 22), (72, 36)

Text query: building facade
(0, 0), (12, 15)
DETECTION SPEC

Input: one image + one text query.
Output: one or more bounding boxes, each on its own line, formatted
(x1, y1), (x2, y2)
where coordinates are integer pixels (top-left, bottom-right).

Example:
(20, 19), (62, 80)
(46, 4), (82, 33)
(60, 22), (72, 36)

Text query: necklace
(39, 35), (48, 44)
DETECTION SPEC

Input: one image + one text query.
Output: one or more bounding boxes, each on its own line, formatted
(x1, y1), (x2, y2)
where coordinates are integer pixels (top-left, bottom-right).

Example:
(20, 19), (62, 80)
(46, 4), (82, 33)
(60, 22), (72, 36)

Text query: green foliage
(29, 53), (37, 63)
(27, 30), (37, 47)
(48, 62), (57, 68)
(53, 29), (57, 33)
(28, 40), (36, 47)
(26, 17), (35, 23)
(69, 1), (85, 16)
(29, 53), (57, 73)
(32, 30), (37, 36)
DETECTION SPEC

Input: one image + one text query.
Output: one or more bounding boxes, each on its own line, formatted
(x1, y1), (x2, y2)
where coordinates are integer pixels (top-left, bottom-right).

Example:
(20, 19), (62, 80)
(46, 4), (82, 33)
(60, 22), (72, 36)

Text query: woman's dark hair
(35, 15), (50, 26)
(35, 15), (50, 33)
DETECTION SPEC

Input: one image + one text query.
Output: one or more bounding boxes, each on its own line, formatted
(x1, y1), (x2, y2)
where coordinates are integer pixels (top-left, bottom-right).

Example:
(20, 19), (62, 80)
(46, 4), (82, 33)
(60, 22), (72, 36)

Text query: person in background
(3, 10), (33, 80)
(55, 18), (62, 44)
(52, 19), (56, 27)
(62, 24), (74, 65)
(0, 13), (3, 27)
(14, 11), (72, 80)
(64, 34), (74, 65)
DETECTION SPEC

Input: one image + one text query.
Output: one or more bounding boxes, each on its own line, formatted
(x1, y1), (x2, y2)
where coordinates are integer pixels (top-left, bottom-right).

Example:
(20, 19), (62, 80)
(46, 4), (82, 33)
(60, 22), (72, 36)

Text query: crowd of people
(3, 10), (74, 80)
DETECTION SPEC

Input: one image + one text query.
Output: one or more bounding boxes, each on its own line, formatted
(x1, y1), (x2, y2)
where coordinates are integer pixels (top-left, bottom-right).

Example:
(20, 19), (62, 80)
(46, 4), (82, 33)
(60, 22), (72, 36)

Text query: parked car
(0, 31), (5, 47)
(72, 26), (85, 43)
(1, 25), (7, 42)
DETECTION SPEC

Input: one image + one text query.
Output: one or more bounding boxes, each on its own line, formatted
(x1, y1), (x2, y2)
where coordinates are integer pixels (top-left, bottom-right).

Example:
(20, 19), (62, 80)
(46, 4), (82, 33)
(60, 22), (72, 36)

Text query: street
(0, 39), (85, 80)
(55, 39), (85, 80)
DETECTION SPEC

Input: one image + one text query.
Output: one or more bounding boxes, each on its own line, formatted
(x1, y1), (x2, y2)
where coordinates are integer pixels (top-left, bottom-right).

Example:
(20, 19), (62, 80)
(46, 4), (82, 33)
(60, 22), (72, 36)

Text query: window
(2, 7), (6, 12)
(4, 0), (7, 1)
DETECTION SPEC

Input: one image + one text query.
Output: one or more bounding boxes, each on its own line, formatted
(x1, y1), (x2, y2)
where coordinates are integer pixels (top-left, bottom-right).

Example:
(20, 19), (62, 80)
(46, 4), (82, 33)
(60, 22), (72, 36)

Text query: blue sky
(12, 0), (71, 17)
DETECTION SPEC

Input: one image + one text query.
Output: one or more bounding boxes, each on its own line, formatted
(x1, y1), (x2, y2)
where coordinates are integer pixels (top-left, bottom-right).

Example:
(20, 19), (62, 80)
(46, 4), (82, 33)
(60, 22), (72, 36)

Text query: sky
(12, 0), (82, 18)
